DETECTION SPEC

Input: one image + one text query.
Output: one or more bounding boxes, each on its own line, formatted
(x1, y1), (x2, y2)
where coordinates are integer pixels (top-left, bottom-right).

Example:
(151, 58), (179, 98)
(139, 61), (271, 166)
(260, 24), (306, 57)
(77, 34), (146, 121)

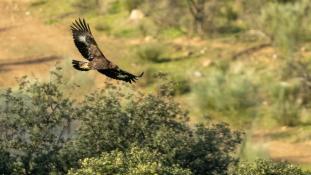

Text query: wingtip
(71, 17), (90, 32)
(137, 72), (144, 77)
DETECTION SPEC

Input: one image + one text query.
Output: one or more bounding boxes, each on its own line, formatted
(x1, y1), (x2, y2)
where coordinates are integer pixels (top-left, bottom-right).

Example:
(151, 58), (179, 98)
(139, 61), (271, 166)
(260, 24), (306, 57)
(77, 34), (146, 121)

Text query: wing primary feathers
(70, 18), (92, 34)
(74, 20), (80, 30)
(71, 22), (80, 31)
(77, 19), (83, 30)
(137, 72), (144, 77)
(82, 18), (88, 32)
(78, 18), (85, 31)
(87, 22), (92, 34)
(71, 18), (99, 60)
(97, 69), (144, 83)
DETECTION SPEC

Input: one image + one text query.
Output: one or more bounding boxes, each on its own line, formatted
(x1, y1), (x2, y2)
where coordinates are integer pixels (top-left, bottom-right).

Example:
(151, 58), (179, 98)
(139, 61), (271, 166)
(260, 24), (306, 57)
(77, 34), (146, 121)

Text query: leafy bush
(69, 82), (242, 175)
(269, 80), (302, 126)
(195, 65), (259, 125)
(137, 43), (165, 63)
(173, 76), (191, 95)
(153, 75), (191, 96)
(0, 73), (76, 174)
(259, 1), (310, 55)
(0, 71), (242, 175)
(0, 148), (13, 174)
(232, 159), (311, 175)
(266, 59), (311, 126)
(68, 146), (192, 175)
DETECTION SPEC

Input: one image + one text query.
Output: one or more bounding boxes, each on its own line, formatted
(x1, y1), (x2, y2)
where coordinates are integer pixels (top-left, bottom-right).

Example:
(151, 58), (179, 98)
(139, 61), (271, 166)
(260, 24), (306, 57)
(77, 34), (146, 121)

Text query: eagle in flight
(70, 18), (143, 83)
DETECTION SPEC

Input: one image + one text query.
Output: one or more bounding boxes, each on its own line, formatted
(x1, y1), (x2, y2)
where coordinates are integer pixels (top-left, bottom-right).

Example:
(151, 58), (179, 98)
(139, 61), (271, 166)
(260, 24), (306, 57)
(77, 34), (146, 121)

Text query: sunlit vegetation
(1, 0), (311, 174)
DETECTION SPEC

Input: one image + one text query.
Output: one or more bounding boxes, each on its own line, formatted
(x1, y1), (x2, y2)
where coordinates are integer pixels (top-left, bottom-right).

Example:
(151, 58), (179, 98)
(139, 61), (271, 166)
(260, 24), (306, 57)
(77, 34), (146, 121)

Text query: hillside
(0, 0), (310, 171)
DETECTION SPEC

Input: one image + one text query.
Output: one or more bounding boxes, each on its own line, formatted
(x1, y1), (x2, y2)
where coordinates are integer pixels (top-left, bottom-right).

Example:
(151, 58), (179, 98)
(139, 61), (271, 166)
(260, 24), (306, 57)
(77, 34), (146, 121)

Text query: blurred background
(0, 0), (311, 171)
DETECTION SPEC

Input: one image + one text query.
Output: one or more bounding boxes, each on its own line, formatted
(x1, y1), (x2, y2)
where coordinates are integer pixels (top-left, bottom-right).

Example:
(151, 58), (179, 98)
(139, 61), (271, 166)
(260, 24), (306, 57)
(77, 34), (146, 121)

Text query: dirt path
(252, 127), (311, 166)
(0, 0), (79, 86)
(0, 0), (136, 87)
(267, 141), (311, 164)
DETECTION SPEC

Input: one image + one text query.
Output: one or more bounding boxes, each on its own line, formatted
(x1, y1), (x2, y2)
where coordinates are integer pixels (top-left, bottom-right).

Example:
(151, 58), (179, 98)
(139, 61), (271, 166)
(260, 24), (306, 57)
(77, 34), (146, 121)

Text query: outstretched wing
(70, 18), (103, 61)
(98, 68), (144, 83)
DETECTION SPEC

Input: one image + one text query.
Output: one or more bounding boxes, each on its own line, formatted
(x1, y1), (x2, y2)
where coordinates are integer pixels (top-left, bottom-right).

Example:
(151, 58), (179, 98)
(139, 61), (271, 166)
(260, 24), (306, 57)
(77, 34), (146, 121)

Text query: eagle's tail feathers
(72, 60), (91, 71)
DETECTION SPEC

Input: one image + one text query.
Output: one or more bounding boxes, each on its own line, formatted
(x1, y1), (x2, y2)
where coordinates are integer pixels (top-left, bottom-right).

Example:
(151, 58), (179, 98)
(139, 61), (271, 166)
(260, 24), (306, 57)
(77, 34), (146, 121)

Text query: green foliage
(266, 59), (311, 126)
(66, 82), (242, 175)
(0, 71), (77, 174)
(160, 28), (185, 39)
(259, 1), (310, 55)
(137, 43), (165, 63)
(269, 80), (302, 126)
(114, 28), (141, 38)
(0, 71), (243, 174)
(107, 0), (122, 14)
(172, 76), (191, 95)
(0, 148), (13, 174)
(68, 147), (192, 175)
(232, 159), (311, 175)
(178, 124), (242, 175)
(195, 64), (259, 125)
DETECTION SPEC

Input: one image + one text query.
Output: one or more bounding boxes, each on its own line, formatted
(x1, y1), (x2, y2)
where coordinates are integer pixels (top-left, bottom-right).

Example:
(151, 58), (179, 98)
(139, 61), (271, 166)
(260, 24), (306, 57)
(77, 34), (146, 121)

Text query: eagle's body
(70, 18), (143, 83)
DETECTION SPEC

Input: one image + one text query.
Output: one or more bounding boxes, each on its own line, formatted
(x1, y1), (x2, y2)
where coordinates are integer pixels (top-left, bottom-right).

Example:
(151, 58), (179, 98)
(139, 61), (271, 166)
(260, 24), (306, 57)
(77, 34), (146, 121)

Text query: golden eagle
(70, 18), (143, 83)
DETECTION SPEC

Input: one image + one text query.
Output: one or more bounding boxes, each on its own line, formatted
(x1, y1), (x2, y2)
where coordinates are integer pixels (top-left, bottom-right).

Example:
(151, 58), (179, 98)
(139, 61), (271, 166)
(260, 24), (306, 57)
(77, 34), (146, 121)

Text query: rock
(144, 36), (154, 42)
(202, 59), (211, 67)
(129, 9), (144, 21)
(193, 71), (202, 77)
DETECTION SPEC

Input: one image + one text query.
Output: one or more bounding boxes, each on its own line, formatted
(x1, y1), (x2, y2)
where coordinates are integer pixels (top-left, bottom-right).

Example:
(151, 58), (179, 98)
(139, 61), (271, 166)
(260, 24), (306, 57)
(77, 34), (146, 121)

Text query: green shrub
(68, 147), (192, 175)
(0, 73), (77, 174)
(0, 148), (13, 174)
(0, 70), (242, 175)
(232, 159), (311, 175)
(259, 1), (309, 56)
(195, 65), (259, 125)
(266, 59), (311, 126)
(173, 76), (191, 95)
(137, 43), (165, 63)
(67, 83), (242, 175)
(269, 81), (302, 126)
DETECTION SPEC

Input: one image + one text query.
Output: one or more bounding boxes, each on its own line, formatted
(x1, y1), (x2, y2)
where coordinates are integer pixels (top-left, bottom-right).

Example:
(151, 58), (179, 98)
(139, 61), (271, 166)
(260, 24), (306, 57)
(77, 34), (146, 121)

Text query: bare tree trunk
(187, 0), (206, 35)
